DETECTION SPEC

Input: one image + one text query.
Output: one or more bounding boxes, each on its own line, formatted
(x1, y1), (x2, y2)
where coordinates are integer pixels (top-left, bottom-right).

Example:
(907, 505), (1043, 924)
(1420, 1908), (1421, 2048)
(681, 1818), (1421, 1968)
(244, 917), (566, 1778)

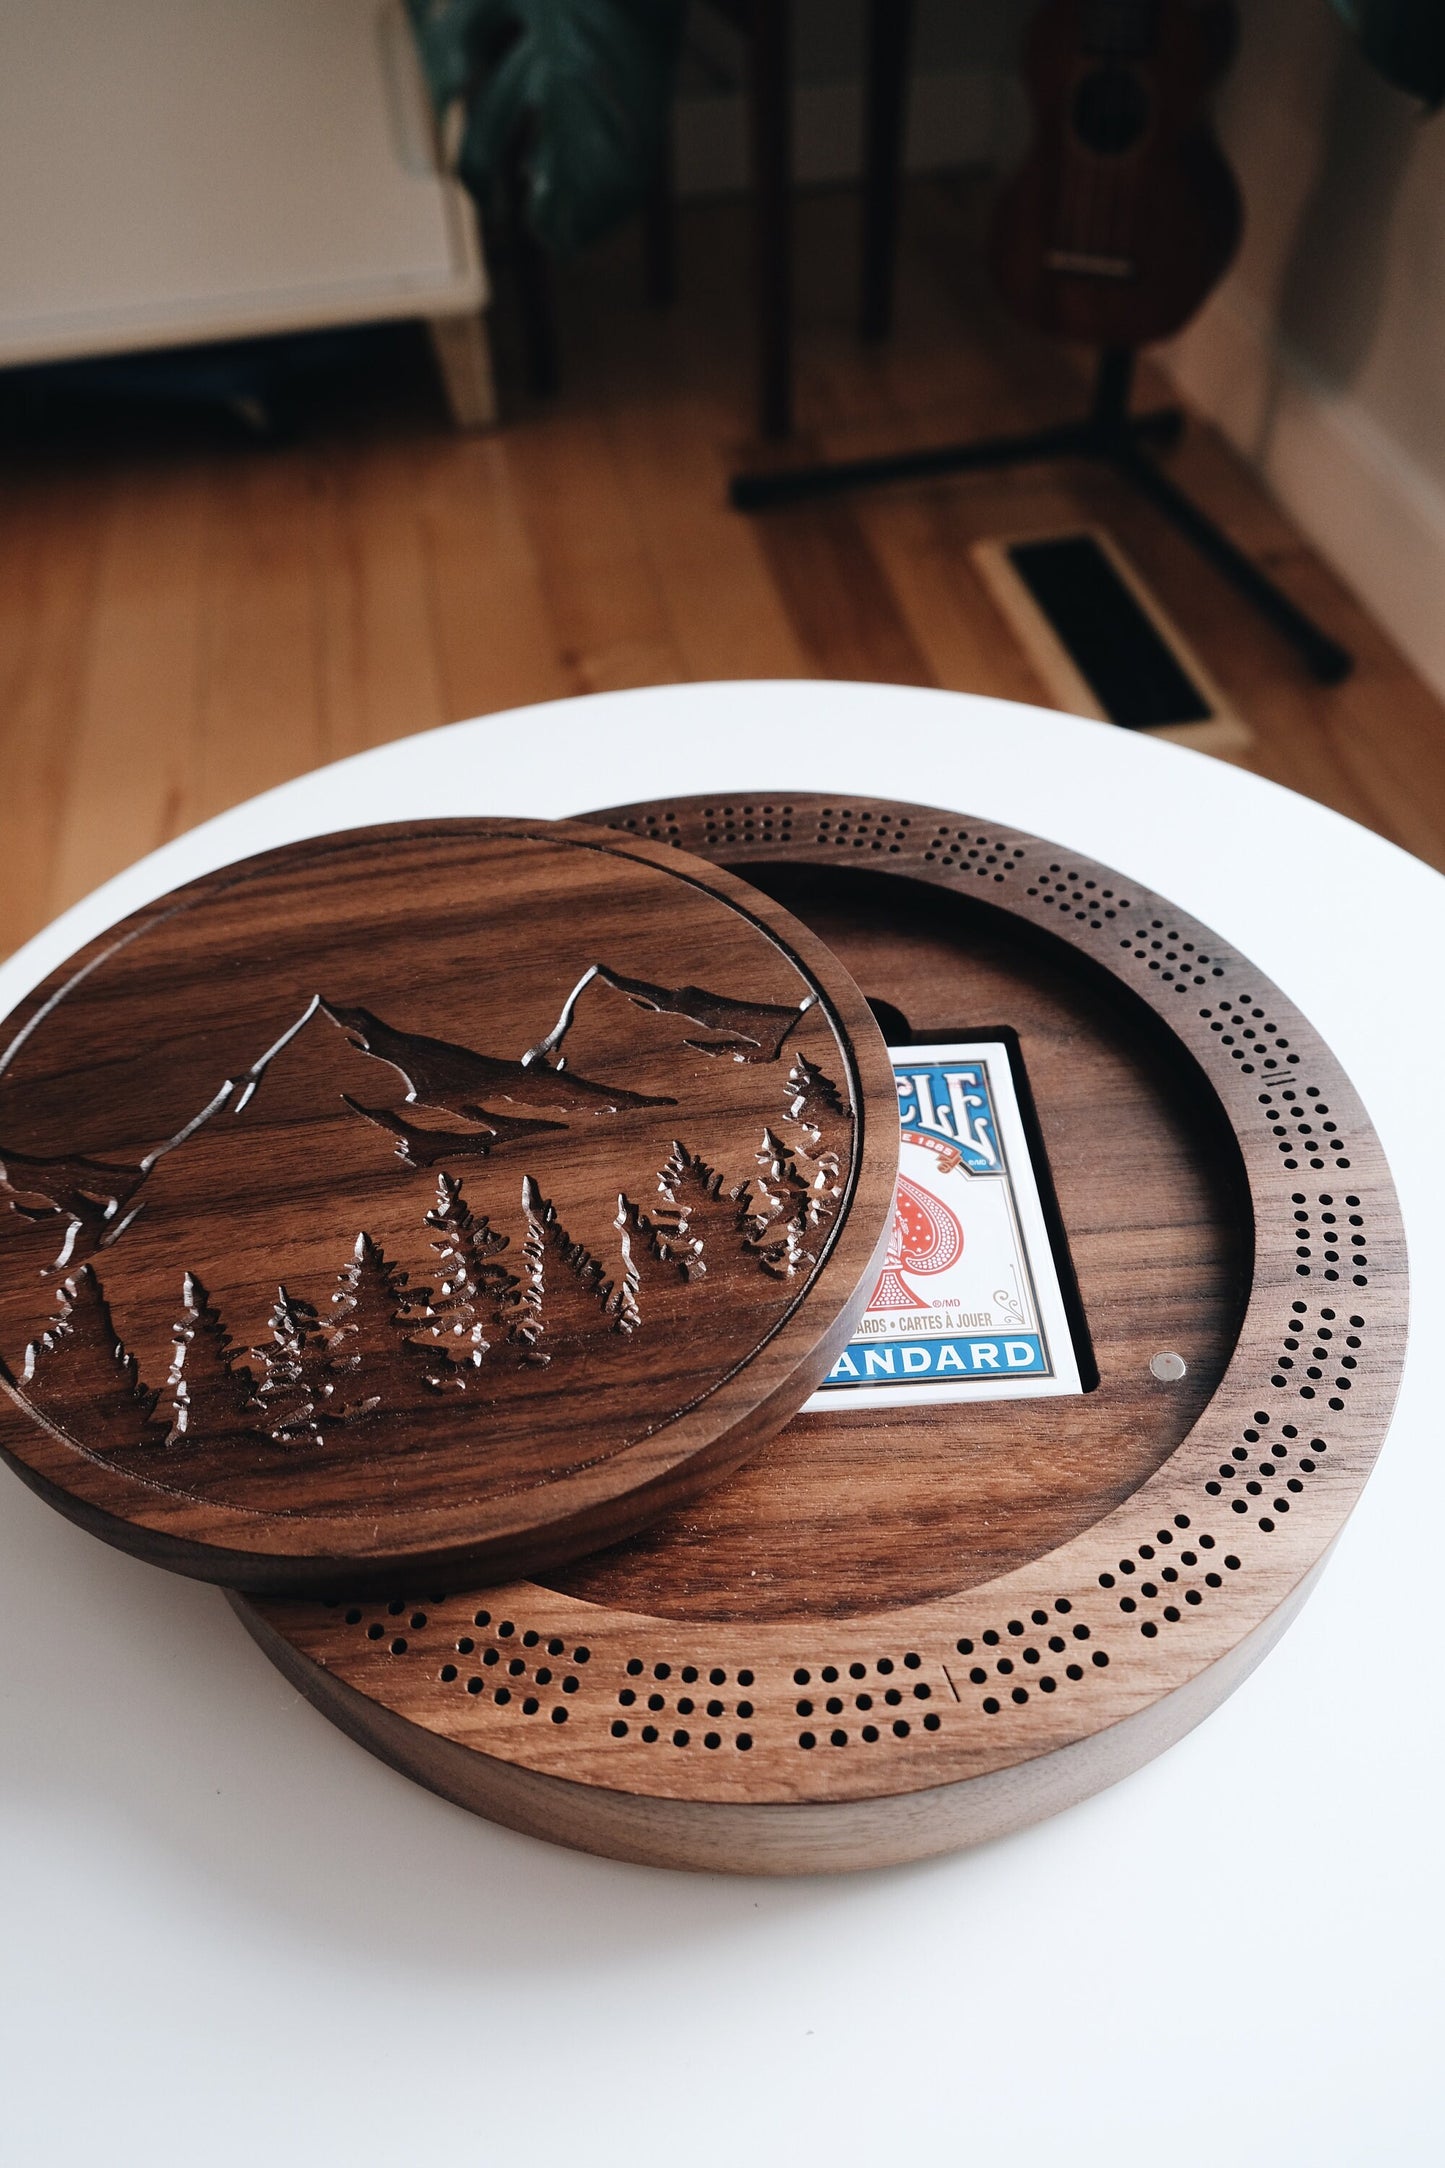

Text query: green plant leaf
(412, 0), (684, 256)
(1330, 0), (1445, 108)
(406, 0), (490, 108)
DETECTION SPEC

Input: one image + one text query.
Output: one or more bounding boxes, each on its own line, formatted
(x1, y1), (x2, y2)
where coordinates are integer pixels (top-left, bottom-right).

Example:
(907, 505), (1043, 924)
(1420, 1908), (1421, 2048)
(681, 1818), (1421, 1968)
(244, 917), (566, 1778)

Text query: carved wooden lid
(0, 820), (896, 1592)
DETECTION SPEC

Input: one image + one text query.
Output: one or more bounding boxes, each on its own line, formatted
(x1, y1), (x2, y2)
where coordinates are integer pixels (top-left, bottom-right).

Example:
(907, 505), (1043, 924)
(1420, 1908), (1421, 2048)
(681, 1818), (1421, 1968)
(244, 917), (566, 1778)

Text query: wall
(674, 0), (1445, 703)
(1162, 0), (1445, 697)
(674, 0), (1031, 192)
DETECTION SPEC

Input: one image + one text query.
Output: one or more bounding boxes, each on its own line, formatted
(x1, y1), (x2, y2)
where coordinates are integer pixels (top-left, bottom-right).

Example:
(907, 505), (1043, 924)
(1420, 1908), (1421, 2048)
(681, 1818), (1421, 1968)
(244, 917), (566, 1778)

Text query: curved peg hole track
(246, 797), (1406, 1832)
(546, 862), (1249, 1620)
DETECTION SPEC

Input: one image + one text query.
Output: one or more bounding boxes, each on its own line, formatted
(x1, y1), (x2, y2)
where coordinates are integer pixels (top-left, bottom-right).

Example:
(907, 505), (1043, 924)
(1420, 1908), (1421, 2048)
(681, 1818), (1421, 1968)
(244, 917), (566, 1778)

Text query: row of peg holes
(439, 1612), (590, 1724)
(952, 1599), (1109, 1713)
(619, 805), (1034, 880)
(612, 1655), (756, 1750)
(790, 1652), (936, 1748)
(1289, 1193), (1370, 1297)
(1272, 1288), (1365, 1411)
(1120, 922), (1218, 985)
(1260, 1087), (1351, 1173)
(1029, 865), (1132, 930)
(1119, 936), (1371, 1638)
(702, 805), (915, 851)
(328, 1605), (595, 1727)
(334, 823), (1373, 1757)
(1100, 1516), (1238, 1636)
(922, 831), (1028, 881)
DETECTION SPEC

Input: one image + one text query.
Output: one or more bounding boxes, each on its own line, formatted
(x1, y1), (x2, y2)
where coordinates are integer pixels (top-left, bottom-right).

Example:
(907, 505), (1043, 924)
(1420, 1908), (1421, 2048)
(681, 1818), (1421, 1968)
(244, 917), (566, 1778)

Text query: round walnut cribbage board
(236, 796), (1408, 1874)
(0, 818), (897, 1593)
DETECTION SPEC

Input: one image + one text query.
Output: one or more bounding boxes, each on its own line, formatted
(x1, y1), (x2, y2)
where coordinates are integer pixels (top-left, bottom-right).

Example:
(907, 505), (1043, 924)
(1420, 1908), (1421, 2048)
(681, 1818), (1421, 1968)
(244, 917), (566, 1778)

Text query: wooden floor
(3, 176), (1445, 967)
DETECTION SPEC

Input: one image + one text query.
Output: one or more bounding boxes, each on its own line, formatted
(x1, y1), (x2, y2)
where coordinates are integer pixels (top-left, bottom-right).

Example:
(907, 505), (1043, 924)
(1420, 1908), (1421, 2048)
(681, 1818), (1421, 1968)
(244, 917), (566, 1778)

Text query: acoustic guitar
(990, 0), (1243, 349)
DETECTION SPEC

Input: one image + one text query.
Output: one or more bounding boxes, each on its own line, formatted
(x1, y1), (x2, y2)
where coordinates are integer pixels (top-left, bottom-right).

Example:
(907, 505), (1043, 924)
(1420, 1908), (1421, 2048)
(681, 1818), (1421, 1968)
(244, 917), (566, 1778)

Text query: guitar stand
(729, 348), (1352, 685)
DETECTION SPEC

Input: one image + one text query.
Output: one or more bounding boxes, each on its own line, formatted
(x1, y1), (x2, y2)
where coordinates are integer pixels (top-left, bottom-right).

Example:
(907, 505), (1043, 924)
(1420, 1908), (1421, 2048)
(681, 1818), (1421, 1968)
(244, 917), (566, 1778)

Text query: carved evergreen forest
(15, 1055), (849, 1470)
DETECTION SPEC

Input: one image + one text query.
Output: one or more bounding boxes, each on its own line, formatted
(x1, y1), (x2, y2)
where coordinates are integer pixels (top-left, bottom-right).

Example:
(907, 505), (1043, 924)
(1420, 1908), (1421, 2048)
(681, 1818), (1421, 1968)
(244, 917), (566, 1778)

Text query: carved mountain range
(0, 968), (818, 1277)
(527, 966), (815, 1065)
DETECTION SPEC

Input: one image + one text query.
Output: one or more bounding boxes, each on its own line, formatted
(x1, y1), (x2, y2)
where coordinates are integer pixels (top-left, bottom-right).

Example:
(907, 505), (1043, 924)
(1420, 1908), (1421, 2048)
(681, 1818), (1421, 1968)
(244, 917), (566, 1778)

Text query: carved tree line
(17, 1056), (847, 1456)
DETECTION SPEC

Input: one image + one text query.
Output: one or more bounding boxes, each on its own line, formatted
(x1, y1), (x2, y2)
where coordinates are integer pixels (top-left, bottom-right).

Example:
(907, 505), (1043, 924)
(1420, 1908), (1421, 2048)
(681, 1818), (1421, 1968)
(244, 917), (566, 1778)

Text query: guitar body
(991, 0), (1243, 349)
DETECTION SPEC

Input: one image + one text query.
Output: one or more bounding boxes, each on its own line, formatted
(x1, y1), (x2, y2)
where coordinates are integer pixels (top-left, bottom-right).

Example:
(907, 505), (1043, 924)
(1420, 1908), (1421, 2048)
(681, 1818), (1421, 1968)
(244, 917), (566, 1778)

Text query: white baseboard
(673, 68), (1014, 197)
(1162, 292), (1445, 701)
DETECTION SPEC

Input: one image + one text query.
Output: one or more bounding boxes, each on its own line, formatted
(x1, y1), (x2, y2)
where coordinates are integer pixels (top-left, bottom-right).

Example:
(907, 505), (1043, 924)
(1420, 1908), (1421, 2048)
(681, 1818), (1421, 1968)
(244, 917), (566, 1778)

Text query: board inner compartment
(542, 868), (1251, 1623)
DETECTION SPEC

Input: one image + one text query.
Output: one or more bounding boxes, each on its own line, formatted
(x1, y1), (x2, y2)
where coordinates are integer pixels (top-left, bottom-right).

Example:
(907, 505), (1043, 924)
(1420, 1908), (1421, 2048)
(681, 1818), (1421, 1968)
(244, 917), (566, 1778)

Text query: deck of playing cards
(808, 1038), (1085, 1409)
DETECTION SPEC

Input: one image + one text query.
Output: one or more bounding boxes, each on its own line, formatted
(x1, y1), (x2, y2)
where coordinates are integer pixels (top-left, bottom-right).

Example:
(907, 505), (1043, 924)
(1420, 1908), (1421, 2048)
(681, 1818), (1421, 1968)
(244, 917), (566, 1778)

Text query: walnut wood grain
(0, 818), (897, 1591)
(548, 865), (1248, 1619)
(239, 798), (1408, 1872)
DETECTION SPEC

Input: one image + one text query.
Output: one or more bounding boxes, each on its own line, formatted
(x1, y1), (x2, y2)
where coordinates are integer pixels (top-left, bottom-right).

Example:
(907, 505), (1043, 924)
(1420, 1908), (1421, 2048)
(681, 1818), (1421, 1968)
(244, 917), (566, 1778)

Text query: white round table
(2, 684), (1440, 2166)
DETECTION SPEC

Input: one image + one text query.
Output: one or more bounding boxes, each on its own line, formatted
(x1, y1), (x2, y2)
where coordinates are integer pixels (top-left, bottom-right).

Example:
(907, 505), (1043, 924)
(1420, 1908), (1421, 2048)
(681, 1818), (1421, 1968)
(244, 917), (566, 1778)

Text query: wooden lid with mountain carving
(0, 820), (896, 1592)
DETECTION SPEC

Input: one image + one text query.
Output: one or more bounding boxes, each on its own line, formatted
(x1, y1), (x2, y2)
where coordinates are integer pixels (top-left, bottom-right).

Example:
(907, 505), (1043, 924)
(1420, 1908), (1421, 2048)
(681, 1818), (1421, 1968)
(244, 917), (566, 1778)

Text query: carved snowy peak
(338, 1098), (566, 1171)
(0, 1145), (152, 1275)
(319, 1003), (673, 1117)
(0, 985), (671, 1273)
(0, 967), (823, 1279)
(0, 967), (828, 1279)
(528, 964), (816, 1067)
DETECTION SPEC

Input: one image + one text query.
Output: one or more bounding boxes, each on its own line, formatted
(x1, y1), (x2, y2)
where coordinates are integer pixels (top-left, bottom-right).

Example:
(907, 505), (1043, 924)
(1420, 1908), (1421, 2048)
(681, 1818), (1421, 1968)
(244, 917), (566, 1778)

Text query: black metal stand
(859, 0), (915, 344)
(730, 348), (1353, 684)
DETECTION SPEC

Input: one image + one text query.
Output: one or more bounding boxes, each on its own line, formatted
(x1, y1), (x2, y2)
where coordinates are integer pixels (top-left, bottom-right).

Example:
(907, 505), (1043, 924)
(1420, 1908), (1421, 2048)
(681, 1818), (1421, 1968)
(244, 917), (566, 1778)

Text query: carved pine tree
(608, 1200), (646, 1336)
(656, 1144), (747, 1281)
(164, 1271), (254, 1446)
(511, 1176), (616, 1359)
(21, 1264), (159, 1448)
(415, 1172), (525, 1391)
(613, 1145), (697, 1333)
(612, 1190), (689, 1334)
(325, 1233), (430, 1420)
(785, 1055), (849, 1147)
(745, 1126), (842, 1279)
(251, 1287), (332, 1444)
(415, 1173), (488, 1390)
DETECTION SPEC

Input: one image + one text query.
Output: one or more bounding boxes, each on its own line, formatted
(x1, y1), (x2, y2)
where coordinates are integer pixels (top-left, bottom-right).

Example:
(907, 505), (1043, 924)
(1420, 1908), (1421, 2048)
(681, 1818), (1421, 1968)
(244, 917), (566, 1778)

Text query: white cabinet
(0, 0), (493, 422)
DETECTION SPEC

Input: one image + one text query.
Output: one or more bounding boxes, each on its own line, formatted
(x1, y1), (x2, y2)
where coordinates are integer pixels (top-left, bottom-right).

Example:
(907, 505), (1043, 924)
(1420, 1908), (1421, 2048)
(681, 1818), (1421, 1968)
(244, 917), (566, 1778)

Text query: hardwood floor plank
(611, 398), (815, 686)
(187, 447), (332, 831)
(0, 466), (106, 955)
(309, 435), (449, 761)
(46, 456), (207, 921)
(501, 407), (688, 697)
(416, 434), (575, 725)
(580, 316), (813, 685)
(753, 498), (937, 686)
(2, 174), (1443, 969)
(855, 483), (1055, 707)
